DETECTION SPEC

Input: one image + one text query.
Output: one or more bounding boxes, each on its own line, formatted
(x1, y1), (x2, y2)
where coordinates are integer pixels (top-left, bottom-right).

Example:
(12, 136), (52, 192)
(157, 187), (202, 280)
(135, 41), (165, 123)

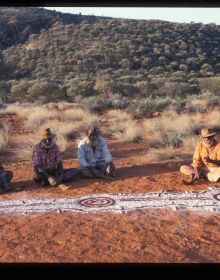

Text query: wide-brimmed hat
(40, 128), (55, 140)
(201, 127), (216, 138)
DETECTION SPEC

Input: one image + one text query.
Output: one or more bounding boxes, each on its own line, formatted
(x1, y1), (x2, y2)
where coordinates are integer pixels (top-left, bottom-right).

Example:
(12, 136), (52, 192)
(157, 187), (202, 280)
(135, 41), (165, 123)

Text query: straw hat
(201, 127), (216, 138)
(40, 128), (55, 140)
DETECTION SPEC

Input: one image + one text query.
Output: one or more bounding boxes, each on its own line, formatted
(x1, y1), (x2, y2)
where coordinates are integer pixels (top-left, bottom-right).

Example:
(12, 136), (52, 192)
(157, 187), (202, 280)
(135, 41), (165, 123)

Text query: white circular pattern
(79, 197), (115, 208)
(213, 193), (220, 201)
(0, 187), (219, 215)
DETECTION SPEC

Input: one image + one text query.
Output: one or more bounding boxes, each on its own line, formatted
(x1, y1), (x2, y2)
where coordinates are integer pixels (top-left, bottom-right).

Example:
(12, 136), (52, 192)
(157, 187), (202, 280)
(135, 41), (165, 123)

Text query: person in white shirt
(77, 124), (115, 179)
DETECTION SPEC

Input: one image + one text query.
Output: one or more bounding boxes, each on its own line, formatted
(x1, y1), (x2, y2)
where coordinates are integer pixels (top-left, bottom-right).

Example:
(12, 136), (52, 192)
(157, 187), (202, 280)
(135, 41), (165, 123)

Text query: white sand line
(0, 187), (219, 215)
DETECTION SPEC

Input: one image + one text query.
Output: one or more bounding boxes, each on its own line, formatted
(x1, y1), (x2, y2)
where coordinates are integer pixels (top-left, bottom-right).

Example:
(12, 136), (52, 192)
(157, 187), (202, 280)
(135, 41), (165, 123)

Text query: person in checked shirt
(32, 128), (78, 187)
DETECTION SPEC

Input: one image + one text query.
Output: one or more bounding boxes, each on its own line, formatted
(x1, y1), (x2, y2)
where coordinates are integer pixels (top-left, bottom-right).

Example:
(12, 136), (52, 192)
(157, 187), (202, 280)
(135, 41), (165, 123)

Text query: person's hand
(48, 176), (57, 186)
(106, 162), (115, 177)
(203, 156), (212, 163)
(194, 167), (201, 179)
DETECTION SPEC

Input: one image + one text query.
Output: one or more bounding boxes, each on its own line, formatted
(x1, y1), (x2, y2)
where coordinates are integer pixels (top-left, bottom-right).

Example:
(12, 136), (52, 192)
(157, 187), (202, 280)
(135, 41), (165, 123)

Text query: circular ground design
(213, 193), (220, 201)
(79, 197), (116, 208)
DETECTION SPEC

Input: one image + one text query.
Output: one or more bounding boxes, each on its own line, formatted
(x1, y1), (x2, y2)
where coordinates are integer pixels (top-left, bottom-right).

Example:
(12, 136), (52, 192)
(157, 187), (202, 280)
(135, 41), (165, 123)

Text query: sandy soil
(0, 113), (219, 263)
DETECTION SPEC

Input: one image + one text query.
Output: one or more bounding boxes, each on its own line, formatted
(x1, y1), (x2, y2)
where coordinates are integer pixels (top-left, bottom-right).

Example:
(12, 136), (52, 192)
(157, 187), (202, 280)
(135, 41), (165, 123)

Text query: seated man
(32, 128), (79, 187)
(77, 124), (115, 179)
(180, 127), (220, 183)
(0, 163), (13, 192)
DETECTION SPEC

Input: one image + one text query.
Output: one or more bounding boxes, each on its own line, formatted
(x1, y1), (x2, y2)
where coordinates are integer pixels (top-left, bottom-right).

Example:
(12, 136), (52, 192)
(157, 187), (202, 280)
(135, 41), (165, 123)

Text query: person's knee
(33, 172), (46, 182)
(207, 172), (219, 182)
(180, 165), (188, 173)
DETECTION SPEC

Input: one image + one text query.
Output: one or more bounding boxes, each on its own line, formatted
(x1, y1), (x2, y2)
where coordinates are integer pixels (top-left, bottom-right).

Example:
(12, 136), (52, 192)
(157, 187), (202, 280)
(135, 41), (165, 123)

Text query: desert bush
(182, 135), (200, 153)
(39, 120), (81, 139)
(62, 108), (88, 121)
(57, 102), (76, 111)
(24, 108), (61, 129)
(16, 133), (39, 161)
(127, 98), (173, 119)
(106, 109), (132, 123)
(158, 82), (194, 98)
(207, 95), (220, 108)
(143, 111), (203, 149)
(110, 119), (142, 142)
(0, 81), (12, 103)
(3, 103), (32, 118)
(62, 108), (101, 127)
(199, 77), (220, 95)
(11, 80), (32, 103)
(66, 80), (96, 99)
(0, 122), (10, 152)
(185, 99), (208, 113)
(206, 110), (220, 132)
(81, 96), (112, 113)
(43, 102), (59, 110)
(107, 94), (130, 109)
(27, 82), (66, 102)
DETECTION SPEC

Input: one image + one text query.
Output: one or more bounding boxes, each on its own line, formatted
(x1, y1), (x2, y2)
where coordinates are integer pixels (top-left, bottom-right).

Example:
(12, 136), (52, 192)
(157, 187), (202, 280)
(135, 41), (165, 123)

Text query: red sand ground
(0, 113), (219, 263)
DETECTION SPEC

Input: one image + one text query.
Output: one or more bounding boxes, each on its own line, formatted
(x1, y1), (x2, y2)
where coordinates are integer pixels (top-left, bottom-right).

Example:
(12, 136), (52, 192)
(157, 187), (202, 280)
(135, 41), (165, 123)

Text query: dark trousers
(0, 171), (13, 190)
(79, 162), (107, 178)
(33, 168), (79, 185)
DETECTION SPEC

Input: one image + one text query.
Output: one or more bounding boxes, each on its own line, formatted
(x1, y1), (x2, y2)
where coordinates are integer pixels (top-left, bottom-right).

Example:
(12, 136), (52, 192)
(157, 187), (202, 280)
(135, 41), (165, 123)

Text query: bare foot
(58, 184), (71, 191)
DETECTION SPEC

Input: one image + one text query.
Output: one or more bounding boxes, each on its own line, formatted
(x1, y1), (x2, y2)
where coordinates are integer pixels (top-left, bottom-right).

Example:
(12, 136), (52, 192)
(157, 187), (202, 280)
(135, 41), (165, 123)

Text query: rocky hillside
(0, 7), (107, 50)
(0, 7), (220, 114)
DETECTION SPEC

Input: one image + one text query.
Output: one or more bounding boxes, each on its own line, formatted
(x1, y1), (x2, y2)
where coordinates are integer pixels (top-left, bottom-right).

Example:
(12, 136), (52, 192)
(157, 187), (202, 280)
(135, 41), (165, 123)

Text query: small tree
(27, 82), (66, 102)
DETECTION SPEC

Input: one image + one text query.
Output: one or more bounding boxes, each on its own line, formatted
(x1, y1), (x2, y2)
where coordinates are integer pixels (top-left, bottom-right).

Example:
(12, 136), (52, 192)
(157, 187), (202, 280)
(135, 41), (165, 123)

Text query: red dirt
(0, 113), (219, 263)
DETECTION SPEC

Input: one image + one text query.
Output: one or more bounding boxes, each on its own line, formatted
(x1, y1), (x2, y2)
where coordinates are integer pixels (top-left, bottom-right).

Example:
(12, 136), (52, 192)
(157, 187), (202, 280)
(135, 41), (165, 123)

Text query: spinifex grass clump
(0, 122), (10, 152)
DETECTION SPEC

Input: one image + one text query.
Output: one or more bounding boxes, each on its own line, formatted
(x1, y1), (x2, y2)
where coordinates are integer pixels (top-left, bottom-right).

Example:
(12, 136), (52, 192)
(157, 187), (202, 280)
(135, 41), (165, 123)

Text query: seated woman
(77, 124), (115, 179)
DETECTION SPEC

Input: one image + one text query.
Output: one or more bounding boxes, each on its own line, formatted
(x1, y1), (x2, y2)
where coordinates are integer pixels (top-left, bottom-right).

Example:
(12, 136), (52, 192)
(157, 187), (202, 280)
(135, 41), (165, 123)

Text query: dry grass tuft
(16, 133), (39, 161)
(24, 108), (61, 129)
(106, 110), (132, 122)
(206, 110), (220, 132)
(147, 147), (178, 162)
(182, 135), (200, 153)
(186, 99), (208, 113)
(0, 122), (10, 152)
(111, 120), (142, 142)
(143, 111), (203, 149)
(106, 110), (142, 142)
(16, 132), (68, 161)
(54, 134), (68, 153)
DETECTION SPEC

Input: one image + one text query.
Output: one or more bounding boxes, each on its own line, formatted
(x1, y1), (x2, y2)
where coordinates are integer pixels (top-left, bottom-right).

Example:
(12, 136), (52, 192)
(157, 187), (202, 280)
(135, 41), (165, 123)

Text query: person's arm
(77, 144), (90, 167)
(192, 143), (204, 179)
(203, 156), (220, 166)
(192, 143), (203, 168)
(32, 145), (41, 173)
(54, 145), (63, 174)
(32, 145), (52, 180)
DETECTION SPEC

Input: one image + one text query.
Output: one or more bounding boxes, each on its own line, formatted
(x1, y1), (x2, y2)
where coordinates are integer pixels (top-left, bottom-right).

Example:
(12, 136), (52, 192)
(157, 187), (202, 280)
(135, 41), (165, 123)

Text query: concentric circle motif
(213, 193), (220, 201)
(79, 197), (116, 208)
